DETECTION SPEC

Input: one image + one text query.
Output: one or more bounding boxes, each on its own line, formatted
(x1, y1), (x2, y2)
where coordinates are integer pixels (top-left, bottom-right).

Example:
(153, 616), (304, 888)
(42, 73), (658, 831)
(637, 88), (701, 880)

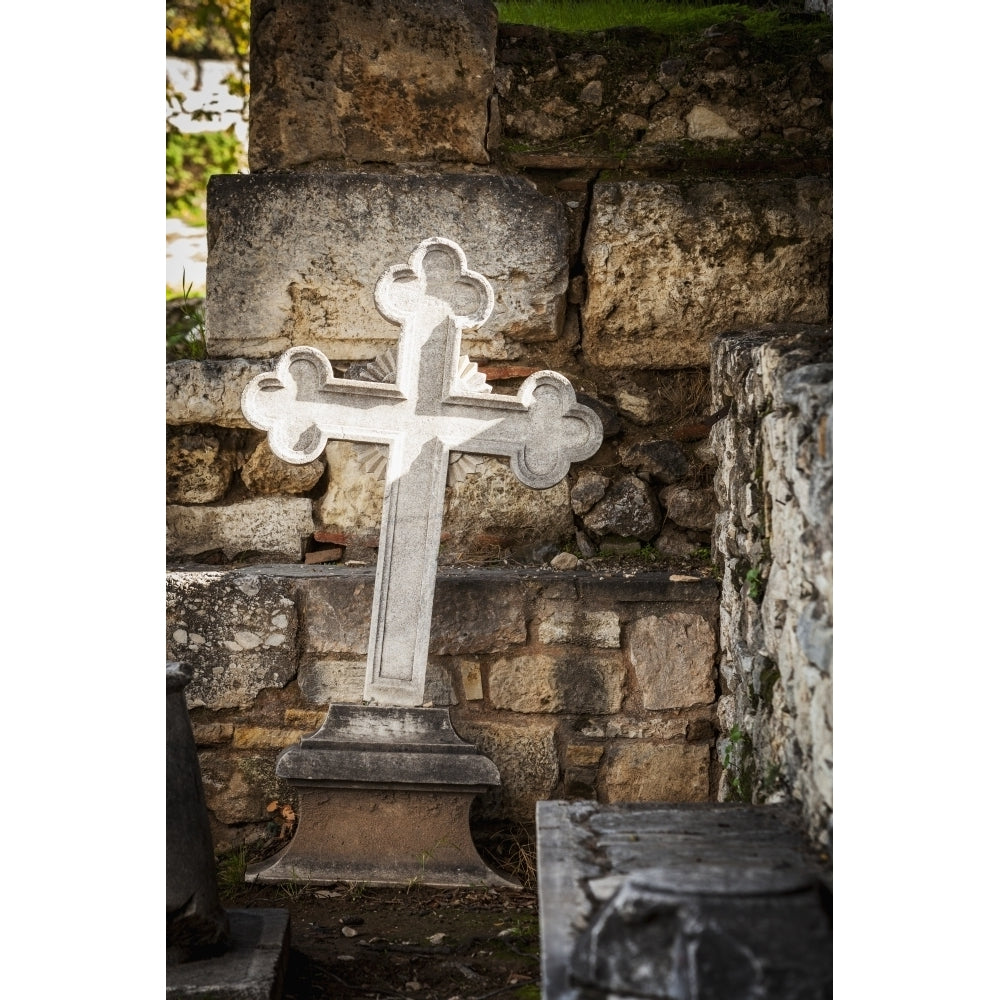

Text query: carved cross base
(246, 706), (518, 889)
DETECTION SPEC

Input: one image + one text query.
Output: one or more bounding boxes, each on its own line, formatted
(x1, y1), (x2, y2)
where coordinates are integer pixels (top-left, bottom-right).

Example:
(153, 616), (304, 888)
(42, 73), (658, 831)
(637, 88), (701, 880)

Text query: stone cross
(243, 237), (603, 706)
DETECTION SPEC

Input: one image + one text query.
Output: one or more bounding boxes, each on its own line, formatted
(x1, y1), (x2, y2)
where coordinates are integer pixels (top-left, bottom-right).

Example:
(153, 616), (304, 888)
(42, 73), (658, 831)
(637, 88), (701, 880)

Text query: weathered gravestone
(240, 238), (603, 886)
(167, 661), (290, 1000)
(536, 801), (832, 1000)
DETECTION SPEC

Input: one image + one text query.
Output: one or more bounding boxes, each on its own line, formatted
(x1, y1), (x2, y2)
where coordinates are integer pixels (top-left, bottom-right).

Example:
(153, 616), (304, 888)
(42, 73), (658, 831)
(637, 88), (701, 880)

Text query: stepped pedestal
(247, 705), (517, 888)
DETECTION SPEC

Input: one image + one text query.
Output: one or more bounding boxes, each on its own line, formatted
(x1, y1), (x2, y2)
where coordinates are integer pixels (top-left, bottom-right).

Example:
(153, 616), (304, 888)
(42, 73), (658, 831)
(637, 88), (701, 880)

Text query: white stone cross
(243, 237), (603, 706)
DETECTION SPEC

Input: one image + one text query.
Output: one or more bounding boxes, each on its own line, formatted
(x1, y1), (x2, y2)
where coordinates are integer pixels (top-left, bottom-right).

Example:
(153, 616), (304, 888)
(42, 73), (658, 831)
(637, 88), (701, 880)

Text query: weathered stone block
(659, 485), (716, 531)
(191, 723), (234, 747)
(167, 571), (298, 709)
(628, 613), (716, 710)
(430, 576), (527, 654)
(198, 750), (289, 827)
(316, 441), (386, 538)
(249, 0), (496, 170)
(167, 358), (273, 428)
(489, 651), (625, 714)
(537, 605), (621, 648)
(166, 429), (240, 504)
(284, 709), (327, 731)
(232, 727), (307, 750)
(458, 659), (484, 701)
(294, 575), (374, 656)
(582, 179), (831, 368)
(582, 475), (662, 541)
(241, 437), (326, 496)
(298, 658), (366, 704)
(207, 173), (568, 361)
(599, 742), (710, 801)
(167, 498), (313, 561)
(452, 717), (559, 821)
(442, 456), (573, 557)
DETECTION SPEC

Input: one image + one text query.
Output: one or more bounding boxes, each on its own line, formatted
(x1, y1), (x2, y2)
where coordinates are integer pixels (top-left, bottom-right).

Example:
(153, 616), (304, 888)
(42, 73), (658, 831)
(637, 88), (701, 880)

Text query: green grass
(495, 2), (831, 46)
(497, 1), (754, 34)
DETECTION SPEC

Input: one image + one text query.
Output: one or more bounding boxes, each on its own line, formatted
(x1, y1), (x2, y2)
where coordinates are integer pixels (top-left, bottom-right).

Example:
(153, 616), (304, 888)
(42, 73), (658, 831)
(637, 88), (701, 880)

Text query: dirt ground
(220, 833), (542, 1000)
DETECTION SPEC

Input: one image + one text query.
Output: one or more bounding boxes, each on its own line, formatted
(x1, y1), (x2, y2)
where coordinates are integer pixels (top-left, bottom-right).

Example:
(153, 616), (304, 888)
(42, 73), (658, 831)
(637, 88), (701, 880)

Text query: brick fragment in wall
(452, 718), (559, 822)
(489, 651), (625, 714)
(599, 741), (711, 802)
(628, 613), (716, 710)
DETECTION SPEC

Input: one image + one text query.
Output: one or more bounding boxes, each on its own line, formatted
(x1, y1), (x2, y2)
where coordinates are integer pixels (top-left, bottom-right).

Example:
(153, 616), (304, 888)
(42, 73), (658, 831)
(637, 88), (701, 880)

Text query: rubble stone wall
(168, 567), (719, 849)
(710, 326), (832, 851)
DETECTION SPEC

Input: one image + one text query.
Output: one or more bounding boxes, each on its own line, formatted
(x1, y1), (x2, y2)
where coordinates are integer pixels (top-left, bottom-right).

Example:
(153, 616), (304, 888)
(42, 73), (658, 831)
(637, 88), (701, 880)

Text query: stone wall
(710, 325), (832, 851)
(167, 566), (719, 848)
(165, 2), (833, 851)
(168, 4), (831, 570)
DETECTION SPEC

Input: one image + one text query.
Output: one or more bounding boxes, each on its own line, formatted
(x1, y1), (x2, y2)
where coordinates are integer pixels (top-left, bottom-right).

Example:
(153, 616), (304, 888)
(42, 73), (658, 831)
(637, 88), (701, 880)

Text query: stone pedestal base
(247, 705), (517, 888)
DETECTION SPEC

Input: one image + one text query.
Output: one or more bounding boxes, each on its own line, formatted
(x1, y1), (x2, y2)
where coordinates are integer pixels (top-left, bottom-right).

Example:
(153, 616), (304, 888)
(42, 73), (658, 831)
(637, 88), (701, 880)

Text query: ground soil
(221, 833), (542, 1000)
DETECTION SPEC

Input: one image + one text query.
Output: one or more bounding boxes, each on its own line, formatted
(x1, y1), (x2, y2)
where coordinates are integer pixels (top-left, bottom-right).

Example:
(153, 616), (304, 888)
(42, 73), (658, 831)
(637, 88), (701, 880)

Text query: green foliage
(745, 566), (765, 603)
(167, 1), (250, 64)
(216, 844), (249, 898)
(721, 724), (754, 803)
(167, 272), (207, 360)
(167, 126), (245, 226)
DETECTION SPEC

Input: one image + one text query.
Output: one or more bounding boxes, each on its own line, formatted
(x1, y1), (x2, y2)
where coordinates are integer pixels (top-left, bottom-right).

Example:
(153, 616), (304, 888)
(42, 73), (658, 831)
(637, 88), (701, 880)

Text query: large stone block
(489, 651), (625, 714)
(598, 742), (710, 802)
(249, 0), (496, 170)
(167, 498), (314, 561)
(430, 575), (527, 654)
(206, 173), (568, 361)
(582, 178), (831, 368)
(628, 613), (716, 710)
(537, 606), (621, 648)
(166, 429), (240, 504)
(452, 717), (559, 821)
(442, 456), (573, 557)
(294, 574), (374, 656)
(166, 572), (298, 710)
(166, 359), (272, 428)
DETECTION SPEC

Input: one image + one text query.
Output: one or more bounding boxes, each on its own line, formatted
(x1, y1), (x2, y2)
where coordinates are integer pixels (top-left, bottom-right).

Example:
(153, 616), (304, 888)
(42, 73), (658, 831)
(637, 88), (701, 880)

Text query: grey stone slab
(242, 237), (601, 707)
(166, 908), (290, 1000)
(207, 173), (568, 361)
